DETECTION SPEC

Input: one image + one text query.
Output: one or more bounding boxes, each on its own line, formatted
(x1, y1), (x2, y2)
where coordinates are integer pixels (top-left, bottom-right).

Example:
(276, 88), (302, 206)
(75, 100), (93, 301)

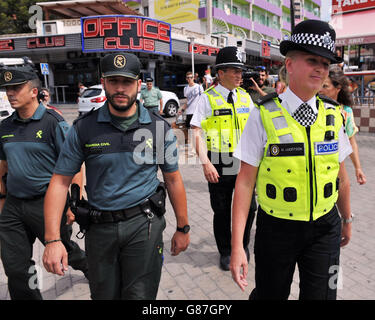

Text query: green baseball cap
(100, 53), (141, 80)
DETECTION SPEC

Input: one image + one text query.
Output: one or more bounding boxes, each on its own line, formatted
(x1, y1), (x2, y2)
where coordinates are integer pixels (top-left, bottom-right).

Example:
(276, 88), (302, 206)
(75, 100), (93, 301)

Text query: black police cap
(100, 53), (141, 80)
(280, 19), (342, 64)
(0, 65), (39, 87)
(145, 77), (153, 82)
(215, 46), (246, 70)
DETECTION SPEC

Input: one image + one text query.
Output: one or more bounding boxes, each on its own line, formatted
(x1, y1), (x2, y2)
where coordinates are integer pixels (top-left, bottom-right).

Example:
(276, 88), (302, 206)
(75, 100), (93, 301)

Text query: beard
(105, 90), (138, 113)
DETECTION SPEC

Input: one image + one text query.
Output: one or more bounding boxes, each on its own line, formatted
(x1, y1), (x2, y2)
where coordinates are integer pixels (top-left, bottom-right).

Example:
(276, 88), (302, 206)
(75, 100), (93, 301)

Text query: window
(232, 6), (238, 15)
(143, 6), (149, 16)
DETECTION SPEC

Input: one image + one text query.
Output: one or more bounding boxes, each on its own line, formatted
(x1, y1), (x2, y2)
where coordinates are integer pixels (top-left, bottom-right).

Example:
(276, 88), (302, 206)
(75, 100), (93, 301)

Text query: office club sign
(81, 15), (172, 55)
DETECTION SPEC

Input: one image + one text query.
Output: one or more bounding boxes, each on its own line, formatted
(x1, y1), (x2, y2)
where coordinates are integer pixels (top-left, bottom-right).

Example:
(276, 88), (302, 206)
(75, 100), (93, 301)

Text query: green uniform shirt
(140, 87), (162, 107)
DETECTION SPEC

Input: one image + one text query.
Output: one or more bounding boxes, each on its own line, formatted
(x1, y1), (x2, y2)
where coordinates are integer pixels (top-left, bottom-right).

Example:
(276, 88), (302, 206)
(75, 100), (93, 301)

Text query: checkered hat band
(291, 33), (335, 53)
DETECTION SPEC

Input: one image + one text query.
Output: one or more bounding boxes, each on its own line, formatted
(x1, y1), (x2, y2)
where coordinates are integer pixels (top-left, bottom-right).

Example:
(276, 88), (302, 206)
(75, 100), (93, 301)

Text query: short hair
(28, 78), (41, 93)
(186, 71), (193, 77)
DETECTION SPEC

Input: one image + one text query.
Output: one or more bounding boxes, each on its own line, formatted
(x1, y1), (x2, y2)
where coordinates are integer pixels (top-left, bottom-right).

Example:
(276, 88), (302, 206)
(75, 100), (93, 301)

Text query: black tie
(227, 91), (234, 105)
(292, 103), (317, 127)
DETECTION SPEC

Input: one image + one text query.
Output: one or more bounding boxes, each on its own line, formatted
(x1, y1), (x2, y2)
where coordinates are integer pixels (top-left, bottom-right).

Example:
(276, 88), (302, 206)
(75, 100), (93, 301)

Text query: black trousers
(208, 172), (257, 256)
(253, 206), (341, 300)
(0, 194), (88, 300)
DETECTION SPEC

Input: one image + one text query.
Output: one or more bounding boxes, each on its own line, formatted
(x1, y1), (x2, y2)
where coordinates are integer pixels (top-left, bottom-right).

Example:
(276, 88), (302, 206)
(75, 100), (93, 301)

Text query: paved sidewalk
(0, 133), (374, 300)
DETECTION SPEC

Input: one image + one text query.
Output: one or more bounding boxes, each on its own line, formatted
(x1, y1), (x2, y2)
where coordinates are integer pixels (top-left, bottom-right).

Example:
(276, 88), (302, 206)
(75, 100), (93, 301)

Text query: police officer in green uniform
(231, 20), (353, 300)
(140, 77), (163, 115)
(191, 46), (257, 271)
(0, 64), (88, 300)
(43, 53), (190, 300)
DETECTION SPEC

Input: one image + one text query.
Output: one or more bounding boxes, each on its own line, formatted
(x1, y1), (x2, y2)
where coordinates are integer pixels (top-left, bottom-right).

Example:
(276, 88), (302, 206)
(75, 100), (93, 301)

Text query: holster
(148, 182), (166, 217)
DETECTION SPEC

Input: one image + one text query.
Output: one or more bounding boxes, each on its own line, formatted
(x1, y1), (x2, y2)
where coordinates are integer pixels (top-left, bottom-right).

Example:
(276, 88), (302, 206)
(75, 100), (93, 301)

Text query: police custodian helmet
(214, 46), (246, 71)
(100, 53), (141, 79)
(0, 65), (39, 87)
(280, 19), (343, 64)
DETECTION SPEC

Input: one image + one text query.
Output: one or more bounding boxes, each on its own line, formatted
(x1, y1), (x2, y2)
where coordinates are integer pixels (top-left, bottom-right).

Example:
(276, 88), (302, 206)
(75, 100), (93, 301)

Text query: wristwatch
(177, 225), (190, 234)
(342, 214), (354, 224)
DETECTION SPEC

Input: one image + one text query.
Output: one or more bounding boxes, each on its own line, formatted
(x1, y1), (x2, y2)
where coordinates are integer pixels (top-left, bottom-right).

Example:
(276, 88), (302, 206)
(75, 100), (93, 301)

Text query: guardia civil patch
(314, 141), (338, 155)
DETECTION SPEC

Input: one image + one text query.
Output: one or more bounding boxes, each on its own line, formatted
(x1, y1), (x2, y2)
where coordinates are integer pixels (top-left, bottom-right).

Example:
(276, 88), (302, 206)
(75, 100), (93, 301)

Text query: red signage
(0, 39), (14, 51)
(261, 40), (271, 58)
(27, 35), (65, 49)
(189, 44), (220, 56)
(81, 15), (172, 56)
(332, 0), (375, 14)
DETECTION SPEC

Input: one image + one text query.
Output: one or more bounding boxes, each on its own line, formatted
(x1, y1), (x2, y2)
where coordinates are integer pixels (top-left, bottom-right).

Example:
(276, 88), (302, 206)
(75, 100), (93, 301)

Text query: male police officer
(231, 20), (353, 300)
(43, 53), (190, 300)
(0, 64), (88, 300)
(191, 46), (257, 271)
(140, 77), (163, 115)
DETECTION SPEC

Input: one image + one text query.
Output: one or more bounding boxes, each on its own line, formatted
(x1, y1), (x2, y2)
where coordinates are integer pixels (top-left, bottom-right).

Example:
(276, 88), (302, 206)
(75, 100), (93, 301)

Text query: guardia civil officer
(230, 20), (353, 300)
(0, 64), (88, 300)
(43, 53), (190, 300)
(191, 46), (257, 271)
(140, 77), (163, 115)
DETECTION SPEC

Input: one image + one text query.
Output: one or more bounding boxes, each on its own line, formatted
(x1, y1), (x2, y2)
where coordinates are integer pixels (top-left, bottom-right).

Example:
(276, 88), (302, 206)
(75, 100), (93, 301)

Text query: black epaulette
(45, 108), (65, 122)
(255, 92), (279, 106)
(73, 108), (95, 125)
(150, 110), (171, 127)
(317, 94), (340, 106)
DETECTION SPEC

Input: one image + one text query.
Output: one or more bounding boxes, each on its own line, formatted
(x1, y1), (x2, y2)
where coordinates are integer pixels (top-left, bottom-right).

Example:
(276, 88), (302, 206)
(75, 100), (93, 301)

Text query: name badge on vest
(236, 107), (250, 114)
(314, 141), (338, 155)
(214, 109), (232, 116)
(268, 143), (305, 157)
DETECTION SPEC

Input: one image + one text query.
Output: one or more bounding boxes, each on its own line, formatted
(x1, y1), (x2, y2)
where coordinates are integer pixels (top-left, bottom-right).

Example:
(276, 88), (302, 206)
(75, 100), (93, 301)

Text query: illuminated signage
(0, 39), (14, 51)
(81, 15), (172, 56)
(332, 0), (375, 14)
(261, 40), (271, 58)
(189, 44), (220, 56)
(26, 36), (65, 49)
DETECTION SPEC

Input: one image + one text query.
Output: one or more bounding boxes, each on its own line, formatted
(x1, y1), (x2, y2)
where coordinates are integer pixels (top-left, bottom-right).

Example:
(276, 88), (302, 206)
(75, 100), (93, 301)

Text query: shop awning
(36, 0), (140, 20)
(330, 10), (375, 46)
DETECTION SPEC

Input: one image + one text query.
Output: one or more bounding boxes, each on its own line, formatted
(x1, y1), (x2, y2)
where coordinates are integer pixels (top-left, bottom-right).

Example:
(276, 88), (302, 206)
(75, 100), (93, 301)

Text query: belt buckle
(112, 210), (125, 222)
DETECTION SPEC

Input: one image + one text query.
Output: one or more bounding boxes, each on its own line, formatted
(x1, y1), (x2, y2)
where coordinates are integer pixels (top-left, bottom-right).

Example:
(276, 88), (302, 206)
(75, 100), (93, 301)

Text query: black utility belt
(8, 192), (45, 201)
(91, 199), (154, 224)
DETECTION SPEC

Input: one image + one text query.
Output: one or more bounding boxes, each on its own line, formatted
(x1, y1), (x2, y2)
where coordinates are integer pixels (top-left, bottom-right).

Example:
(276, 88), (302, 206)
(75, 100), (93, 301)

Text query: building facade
(0, 0), (322, 102)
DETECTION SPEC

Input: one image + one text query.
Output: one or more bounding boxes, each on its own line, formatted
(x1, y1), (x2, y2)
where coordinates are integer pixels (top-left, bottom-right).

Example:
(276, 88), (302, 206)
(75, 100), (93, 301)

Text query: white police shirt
(190, 83), (255, 128)
(234, 87), (352, 166)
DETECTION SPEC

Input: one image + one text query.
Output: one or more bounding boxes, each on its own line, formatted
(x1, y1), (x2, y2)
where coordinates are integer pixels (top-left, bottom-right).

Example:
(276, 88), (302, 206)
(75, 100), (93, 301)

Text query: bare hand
(170, 232), (190, 256)
(355, 168), (366, 185)
(230, 249), (249, 291)
(203, 162), (220, 183)
(340, 223), (352, 247)
(43, 241), (68, 276)
(66, 209), (75, 225)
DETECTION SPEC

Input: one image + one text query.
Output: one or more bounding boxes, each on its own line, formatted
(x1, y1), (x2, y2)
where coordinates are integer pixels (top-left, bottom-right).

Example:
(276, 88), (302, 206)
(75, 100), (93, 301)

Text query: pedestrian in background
(43, 53), (190, 300)
(0, 64), (88, 300)
(246, 66), (276, 102)
(231, 20), (353, 300)
(140, 77), (163, 115)
(191, 46), (257, 271)
(320, 66), (366, 185)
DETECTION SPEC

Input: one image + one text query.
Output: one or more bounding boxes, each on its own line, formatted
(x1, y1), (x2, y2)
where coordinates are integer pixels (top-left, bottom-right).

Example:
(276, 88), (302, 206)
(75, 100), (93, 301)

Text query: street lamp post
(188, 36), (195, 75)
(290, 0), (295, 33)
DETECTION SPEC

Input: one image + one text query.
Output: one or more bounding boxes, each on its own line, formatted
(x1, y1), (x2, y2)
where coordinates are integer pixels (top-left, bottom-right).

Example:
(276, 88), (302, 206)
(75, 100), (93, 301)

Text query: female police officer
(230, 20), (353, 300)
(43, 53), (189, 300)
